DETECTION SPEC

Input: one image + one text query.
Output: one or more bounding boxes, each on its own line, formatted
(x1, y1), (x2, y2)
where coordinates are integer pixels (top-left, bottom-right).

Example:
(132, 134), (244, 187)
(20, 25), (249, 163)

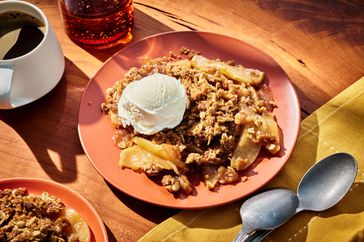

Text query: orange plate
(78, 31), (300, 209)
(0, 178), (108, 241)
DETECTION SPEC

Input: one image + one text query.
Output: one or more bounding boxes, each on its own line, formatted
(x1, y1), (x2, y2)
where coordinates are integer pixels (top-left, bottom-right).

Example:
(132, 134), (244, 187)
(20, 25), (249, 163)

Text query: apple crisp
(101, 48), (280, 194)
(0, 188), (90, 242)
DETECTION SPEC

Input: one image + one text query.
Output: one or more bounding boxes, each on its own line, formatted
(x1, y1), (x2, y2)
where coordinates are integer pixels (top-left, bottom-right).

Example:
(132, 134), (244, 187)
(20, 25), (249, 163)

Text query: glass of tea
(58, 0), (134, 49)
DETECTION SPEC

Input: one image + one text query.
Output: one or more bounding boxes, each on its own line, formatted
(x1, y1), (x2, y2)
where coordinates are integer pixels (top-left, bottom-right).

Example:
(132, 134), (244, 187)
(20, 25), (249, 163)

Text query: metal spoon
(234, 152), (358, 242)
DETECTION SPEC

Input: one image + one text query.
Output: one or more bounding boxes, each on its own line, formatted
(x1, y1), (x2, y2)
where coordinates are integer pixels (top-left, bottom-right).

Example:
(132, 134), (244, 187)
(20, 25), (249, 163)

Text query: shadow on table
(105, 223), (118, 242)
(105, 181), (179, 225)
(0, 58), (88, 183)
(80, 8), (174, 63)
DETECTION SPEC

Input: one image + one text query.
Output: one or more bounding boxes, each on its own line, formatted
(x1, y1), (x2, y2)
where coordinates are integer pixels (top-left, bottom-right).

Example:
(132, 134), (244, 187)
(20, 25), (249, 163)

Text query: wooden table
(1, 1), (363, 241)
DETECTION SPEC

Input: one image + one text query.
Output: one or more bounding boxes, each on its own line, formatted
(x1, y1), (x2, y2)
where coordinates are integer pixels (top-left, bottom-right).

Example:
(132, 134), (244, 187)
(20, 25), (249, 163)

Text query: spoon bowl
(241, 189), (298, 232)
(297, 153), (357, 212)
(233, 189), (298, 241)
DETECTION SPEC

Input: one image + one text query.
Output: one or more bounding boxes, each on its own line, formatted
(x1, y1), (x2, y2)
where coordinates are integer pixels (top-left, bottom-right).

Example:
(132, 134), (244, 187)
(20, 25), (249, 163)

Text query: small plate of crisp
(0, 178), (108, 241)
(78, 31), (300, 209)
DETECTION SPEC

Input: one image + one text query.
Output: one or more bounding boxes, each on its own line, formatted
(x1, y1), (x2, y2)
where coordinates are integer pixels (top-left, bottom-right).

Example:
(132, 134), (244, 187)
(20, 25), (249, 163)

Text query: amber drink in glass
(58, 0), (134, 48)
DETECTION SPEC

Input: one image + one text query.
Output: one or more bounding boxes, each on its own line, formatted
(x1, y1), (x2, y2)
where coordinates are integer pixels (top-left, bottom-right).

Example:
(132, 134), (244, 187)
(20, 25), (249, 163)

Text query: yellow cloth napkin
(139, 77), (364, 242)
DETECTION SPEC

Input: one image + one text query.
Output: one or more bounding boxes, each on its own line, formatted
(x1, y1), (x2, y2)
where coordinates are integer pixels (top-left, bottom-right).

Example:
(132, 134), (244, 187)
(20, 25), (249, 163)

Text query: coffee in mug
(0, 10), (46, 60)
(0, 0), (64, 109)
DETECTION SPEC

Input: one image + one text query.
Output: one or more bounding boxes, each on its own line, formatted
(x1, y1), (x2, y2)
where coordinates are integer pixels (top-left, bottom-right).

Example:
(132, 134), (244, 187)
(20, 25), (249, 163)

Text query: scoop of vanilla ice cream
(118, 73), (188, 135)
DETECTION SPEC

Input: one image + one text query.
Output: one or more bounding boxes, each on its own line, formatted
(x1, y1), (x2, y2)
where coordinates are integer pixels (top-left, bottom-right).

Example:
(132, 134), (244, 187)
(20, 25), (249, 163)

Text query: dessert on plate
(101, 48), (280, 195)
(0, 188), (90, 242)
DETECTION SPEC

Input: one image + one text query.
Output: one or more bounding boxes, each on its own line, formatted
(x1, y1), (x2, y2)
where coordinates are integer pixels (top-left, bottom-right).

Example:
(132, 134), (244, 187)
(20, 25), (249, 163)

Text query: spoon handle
(249, 230), (272, 242)
(233, 230), (251, 242)
(232, 231), (247, 242)
(233, 230), (257, 242)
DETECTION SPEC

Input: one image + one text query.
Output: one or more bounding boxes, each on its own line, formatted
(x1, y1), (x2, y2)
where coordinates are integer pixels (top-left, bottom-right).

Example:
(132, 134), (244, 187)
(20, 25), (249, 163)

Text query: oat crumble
(101, 48), (280, 194)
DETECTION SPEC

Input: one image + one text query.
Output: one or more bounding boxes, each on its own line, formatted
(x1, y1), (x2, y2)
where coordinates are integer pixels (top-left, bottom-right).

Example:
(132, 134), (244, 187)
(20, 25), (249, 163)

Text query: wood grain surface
(0, 0), (363, 241)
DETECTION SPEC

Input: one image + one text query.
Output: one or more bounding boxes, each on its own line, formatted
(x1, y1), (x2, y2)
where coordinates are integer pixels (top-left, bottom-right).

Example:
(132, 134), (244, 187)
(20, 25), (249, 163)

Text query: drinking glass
(58, 0), (134, 48)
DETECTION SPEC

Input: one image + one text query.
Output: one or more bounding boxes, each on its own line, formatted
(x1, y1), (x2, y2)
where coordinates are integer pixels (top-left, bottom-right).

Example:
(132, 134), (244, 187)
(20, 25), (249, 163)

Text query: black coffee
(0, 11), (45, 60)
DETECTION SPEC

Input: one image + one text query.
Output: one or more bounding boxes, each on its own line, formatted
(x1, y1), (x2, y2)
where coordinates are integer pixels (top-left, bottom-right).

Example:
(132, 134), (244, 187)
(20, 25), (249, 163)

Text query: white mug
(0, 0), (64, 109)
